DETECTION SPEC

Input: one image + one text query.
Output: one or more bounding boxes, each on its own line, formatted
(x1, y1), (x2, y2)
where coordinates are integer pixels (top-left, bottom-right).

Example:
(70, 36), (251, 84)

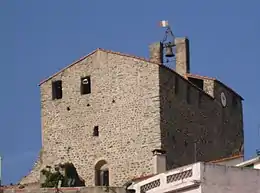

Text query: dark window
(187, 85), (191, 104)
(95, 160), (109, 186)
(184, 140), (188, 147)
(93, 126), (99, 136)
(52, 80), (62, 100)
(96, 169), (109, 186)
(172, 136), (176, 144)
(188, 77), (204, 90)
(102, 170), (109, 186)
(175, 76), (179, 94)
(81, 76), (91, 95)
(232, 95), (238, 107)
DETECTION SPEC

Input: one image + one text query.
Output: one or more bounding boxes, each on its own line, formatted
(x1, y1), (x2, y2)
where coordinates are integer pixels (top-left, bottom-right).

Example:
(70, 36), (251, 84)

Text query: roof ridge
(39, 48), (159, 86)
(209, 154), (243, 163)
(186, 73), (216, 80)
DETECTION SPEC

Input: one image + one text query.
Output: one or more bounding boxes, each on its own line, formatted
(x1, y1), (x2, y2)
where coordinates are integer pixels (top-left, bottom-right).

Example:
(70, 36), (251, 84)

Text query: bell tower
(159, 20), (190, 76)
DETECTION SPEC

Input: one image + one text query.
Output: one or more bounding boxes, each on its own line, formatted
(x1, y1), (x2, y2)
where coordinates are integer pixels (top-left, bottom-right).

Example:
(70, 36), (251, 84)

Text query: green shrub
(40, 162), (85, 188)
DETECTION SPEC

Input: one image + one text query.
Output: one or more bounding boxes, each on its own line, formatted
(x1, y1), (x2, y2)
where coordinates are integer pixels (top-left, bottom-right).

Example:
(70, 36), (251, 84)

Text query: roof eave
(208, 154), (244, 163)
(38, 49), (100, 86)
(236, 156), (260, 167)
(186, 73), (244, 101)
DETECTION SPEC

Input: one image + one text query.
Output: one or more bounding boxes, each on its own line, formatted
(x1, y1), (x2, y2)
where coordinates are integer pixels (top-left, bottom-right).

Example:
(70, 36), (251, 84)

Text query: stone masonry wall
(21, 50), (162, 186)
(159, 67), (243, 169)
(20, 48), (243, 186)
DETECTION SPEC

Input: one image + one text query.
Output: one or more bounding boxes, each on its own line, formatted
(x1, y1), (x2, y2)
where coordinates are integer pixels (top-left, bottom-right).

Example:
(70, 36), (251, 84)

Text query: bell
(165, 46), (174, 57)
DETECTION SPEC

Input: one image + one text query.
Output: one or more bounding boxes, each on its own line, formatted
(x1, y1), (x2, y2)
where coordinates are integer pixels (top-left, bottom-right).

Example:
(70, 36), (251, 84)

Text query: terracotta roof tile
(132, 174), (154, 181)
(186, 73), (216, 81)
(208, 154), (243, 163)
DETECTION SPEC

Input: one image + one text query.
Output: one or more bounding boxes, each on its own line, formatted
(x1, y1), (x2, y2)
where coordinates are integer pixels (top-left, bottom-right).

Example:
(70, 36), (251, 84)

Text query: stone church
(20, 37), (244, 187)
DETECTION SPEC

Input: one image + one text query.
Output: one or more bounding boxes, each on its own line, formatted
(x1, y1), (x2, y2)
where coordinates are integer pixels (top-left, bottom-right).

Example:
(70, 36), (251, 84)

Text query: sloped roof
(39, 48), (162, 85)
(208, 154), (244, 164)
(132, 174), (155, 182)
(39, 48), (243, 100)
(236, 156), (260, 167)
(186, 73), (243, 100)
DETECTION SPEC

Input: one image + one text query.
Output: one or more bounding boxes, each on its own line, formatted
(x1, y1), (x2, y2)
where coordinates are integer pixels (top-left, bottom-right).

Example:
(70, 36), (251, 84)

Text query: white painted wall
(254, 162), (260, 169)
(131, 163), (202, 193)
(131, 162), (260, 193)
(201, 163), (260, 193)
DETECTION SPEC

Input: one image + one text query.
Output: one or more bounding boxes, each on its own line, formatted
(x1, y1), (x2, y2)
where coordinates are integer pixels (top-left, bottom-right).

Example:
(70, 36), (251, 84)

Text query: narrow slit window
(175, 76), (179, 94)
(81, 76), (91, 95)
(232, 95), (238, 107)
(52, 80), (62, 100)
(93, 126), (99, 136)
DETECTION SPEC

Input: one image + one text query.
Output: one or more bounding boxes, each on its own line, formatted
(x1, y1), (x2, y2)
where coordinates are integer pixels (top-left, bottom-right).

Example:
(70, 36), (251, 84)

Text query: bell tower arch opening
(95, 160), (109, 186)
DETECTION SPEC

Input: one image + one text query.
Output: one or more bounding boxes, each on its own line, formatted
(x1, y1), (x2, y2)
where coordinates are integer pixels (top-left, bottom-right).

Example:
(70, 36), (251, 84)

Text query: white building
(129, 161), (260, 193)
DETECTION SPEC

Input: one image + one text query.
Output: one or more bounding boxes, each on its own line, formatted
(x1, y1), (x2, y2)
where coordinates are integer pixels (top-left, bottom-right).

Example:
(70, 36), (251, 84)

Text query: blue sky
(0, 0), (259, 184)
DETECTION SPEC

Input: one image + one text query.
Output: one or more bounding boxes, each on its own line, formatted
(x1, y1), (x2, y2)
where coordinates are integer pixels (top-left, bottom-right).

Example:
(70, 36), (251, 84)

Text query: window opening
(95, 160), (109, 186)
(188, 77), (204, 90)
(52, 80), (62, 100)
(81, 76), (91, 95)
(93, 126), (99, 136)
(232, 95), (238, 107)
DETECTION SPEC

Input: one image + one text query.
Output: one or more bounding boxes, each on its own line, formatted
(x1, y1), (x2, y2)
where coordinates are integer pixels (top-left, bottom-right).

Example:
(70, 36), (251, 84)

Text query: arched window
(95, 160), (109, 186)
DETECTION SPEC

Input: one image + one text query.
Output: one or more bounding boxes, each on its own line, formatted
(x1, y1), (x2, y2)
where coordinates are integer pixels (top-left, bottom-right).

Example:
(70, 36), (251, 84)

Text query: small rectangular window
(187, 85), (191, 104)
(81, 76), (91, 95)
(175, 76), (179, 94)
(93, 126), (99, 136)
(232, 95), (238, 107)
(52, 80), (62, 100)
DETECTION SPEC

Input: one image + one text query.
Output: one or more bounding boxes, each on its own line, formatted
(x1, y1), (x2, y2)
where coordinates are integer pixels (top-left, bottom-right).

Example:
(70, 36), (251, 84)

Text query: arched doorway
(95, 160), (109, 186)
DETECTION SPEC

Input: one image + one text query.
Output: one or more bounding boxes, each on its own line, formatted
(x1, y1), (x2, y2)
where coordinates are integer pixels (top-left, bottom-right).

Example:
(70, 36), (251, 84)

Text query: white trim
(236, 156), (260, 167)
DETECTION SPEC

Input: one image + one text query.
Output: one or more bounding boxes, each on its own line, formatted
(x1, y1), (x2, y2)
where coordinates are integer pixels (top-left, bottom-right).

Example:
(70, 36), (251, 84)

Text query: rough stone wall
(213, 81), (243, 155)
(149, 42), (163, 64)
(175, 38), (190, 76)
(21, 50), (162, 186)
(203, 79), (214, 97)
(20, 48), (243, 186)
(159, 67), (243, 169)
